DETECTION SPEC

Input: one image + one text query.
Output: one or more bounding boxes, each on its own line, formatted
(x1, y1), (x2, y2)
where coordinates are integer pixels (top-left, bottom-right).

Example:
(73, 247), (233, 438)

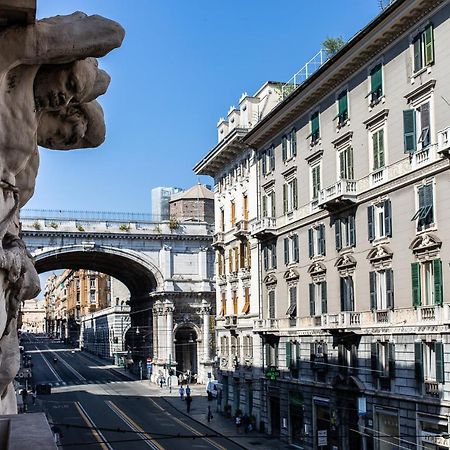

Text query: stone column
(152, 301), (160, 362)
(201, 299), (212, 362)
(165, 301), (175, 364)
(157, 304), (166, 362)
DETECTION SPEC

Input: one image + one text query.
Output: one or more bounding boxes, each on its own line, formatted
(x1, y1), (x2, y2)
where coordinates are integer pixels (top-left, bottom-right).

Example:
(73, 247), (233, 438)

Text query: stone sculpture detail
(0, 10), (124, 413)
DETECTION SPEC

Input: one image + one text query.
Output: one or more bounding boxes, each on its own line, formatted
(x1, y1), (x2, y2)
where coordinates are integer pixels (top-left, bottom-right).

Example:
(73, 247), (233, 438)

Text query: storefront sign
(265, 366), (280, 380)
(318, 429), (327, 446)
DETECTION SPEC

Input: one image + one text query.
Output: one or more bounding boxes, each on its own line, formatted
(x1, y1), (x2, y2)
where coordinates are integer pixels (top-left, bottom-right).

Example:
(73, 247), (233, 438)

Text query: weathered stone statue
(0, 9), (124, 413)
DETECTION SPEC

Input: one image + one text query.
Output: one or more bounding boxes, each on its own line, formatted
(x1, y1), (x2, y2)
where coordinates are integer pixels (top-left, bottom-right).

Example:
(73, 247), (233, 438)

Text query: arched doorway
(175, 326), (198, 380)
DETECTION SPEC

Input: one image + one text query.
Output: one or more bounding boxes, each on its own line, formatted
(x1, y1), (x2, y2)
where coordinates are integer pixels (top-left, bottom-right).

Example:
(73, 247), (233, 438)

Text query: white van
(206, 380), (220, 398)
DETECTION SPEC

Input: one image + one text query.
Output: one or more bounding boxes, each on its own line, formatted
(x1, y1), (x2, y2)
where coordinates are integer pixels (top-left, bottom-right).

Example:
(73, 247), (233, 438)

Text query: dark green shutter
(338, 90), (348, 123)
(413, 35), (422, 73)
(284, 238), (289, 265)
(420, 102), (430, 147)
(335, 218), (342, 251)
(310, 342), (316, 369)
(286, 341), (292, 368)
(424, 183), (434, 224)
(282, 135), (287, 161)
(283, 184), (288, 214)
(271, 192), (276, 217)
(368, 205), (375, 242)
(308, 228), (314, 258)
(349, 277), (355, 311)
(295, 342), (301, 370)
(388, 342), (396, 379)
(403, 109), (417, 153)
(293, 178), (298, 209)
(384, 199), (392, 237)
(339, 150), (346, 179)
(378, 129), (385, 167)
(386, 269), (394, 309)
(291, 129), (297, 156)
(369, 271), (377, 310)
(271, 243), (277, 269)
(349, 214), (356, 247)
(319, 224), (326, 256)
(262, 195), (267, 217)
(371, 342), (379, 378)
(370, 64), (382, 99)
(311, 112), (320, 141)
(321, 282), (327, 314)
(293, 235), (299, 262)
(435, 341), (444, 384)
(269, 147), (275, 171)
(411, 262), (421, 307)
(433, 259), (443, 306)
(265, 343), (271, 367)
(415, 341), (424, 382)
(309, 283), (315, 316)
(424, 25), (434, 66)
(261, 151), (267, 175)
(372, 132), (379, 170)
(348, 147), (354, 179)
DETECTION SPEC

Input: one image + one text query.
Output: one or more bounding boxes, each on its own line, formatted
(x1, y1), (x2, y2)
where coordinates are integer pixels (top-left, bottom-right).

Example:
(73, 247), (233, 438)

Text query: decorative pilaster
(152, 301), (161, 361)
(201, 299), (212, 362)
(164, 301), (175, 365)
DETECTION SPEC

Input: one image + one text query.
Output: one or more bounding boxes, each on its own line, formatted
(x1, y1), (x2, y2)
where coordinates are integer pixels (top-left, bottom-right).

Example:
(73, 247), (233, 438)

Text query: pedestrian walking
(185, 385), (191, 397)
(235, 414), (242, 434)
(159, 377), (163, 388)
(207, 406), (213, 423)
(31, 388), (37, 406)
(185, 394), (192, 413)
(179, 386), (185, 400)
(21, 388), (28, 407)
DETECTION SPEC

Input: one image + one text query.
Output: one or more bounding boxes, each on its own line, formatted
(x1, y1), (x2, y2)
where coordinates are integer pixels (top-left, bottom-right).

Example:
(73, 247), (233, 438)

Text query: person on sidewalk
(31, 388), (37, 406)
(159, 377), (163, 388)
(186, 394), (192, 413)
(185, 385), (191, 397)
(179, 385), (185, 400)
(207, 405), (213, 423)
(235, 414), (242, 434)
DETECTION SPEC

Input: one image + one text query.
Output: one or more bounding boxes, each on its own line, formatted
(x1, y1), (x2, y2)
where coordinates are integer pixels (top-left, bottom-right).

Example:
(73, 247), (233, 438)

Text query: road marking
(148, 399), (227, 450)
(74, 401), (112, 450)
(34, 345), (63, 382)
(47, 347), (86, 381)
(105, 400), (165, 450)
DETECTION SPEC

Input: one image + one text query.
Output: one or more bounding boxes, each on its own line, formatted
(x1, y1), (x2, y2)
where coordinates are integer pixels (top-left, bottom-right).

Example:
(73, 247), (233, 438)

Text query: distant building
(169, 184), (214, 223)
(20, 299), (45, 333)
(151, 186), (183, 220)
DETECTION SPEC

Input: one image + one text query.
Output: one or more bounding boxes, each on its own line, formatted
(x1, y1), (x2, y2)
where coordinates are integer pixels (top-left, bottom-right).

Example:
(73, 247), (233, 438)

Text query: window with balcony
(368, 63), (383, 105)
(415, 341), (444, 390)
(286, 340), (300, 377)
(242, 287), (250, 314)
(283, 178), (298, 214)
(412, 24), (434, 74)
(412, 182), (435, 231)
(261, 146), (275, 175)
(262, 190), (276, 218)
(308, 224), (326, 259)
(310, 163), (321, 201)
(335, 89), (349, 127)
(265, 340), (279, 367)
(286, 285), (297, 318)
(282, 128), (297, 161)
(89, 290), (96, 304)
(309, 281), (327, 316)
(403, 101), (431, 154)
(268, 290), (276, 319)
(283, 234), (299, 265)
(263, 242), (277, 271)
(340, 276), (354, 311)
(219, 292), (226, 316)
(368, 199), (392, 241)
(338, 145), (353, 180)
(309, 111), (320, 144)
(371, 128), (385, 171)
(369, 269), (394, 310)
(371, 341), (395, 389)
(411, 259), (443, 307)
(335, 214), (356, 251)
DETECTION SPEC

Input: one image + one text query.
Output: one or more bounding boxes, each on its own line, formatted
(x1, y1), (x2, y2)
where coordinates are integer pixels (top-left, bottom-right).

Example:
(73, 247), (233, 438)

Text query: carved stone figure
(0, 10), (124, 413)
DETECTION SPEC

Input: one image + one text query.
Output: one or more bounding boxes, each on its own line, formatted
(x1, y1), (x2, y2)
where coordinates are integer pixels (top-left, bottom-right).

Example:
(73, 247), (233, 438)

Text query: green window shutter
(378, 129), (385, 168)
(261, 151), (267, 175)
(372, 132), (379, 170)
(291, 129), (297, 156)
(403, 109), (417, 153)
(413, 35), (422, 72)
(435, 341), (444, 384)
(293, 235), (299, 262)
(286, 341), (292, 368)
(411, 262), (421, 307)
(370, 64), (382, 98)
(384, 199), (392, 237)
(308, 228), (314, 258)
(339, 150), (346, 179)
(420, 102), (430, 148)
(271, 243), (277, 269)
(293, 178), (298, 209)
(295, 342), (301, 370)
(271, 192), (276, 218)
(414, 341), (424, 382)
(263, 246), (269, 271)
(262, 195), (267, 217)
(311, 112), (320, 141)
(283, 184), (288, 214)
(319, 224), (326, 256)
(371, 342), (379, 379)
(338, 90), (348, 122)
(340, 277), (345, 311)
(388, 342), (396, 379)
(433, 259), (443, 306)
(424, 25), (434, 66)
(265, 343), (271, 367)
(349, 214), (356, 247)
(270, 147), (276, 171)
(282, 136), (288, 161)
(348, 147), (354, 179)
(424, 183), (434, 224)
(309, 283), (315, 316)
(335, 218), (342, 251)
(386, 269), (394, 309)
(321, 282), (327, 314)
(369, 271), (377, 310)
(284, 238), (289, 265)
(368, 205), (375, 242)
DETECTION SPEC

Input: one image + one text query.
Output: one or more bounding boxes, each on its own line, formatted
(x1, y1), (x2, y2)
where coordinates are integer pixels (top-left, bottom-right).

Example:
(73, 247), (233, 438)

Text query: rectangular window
(308, 225), (326, 258)
(283, 179), (298, 214)
(337, 90), (348, 126)
(286, 286), (297, 317)
(369, 64), (383, 103)
(233, 247), (239, 272)
(415, 341), (444, 384)
(243, 195), (248, 221)
(335, 214), (356, 251)
(412, 183), (434, 230)
(372, 128), (385, 170)
(403, 101), (431, 153)
(242, 287), (250, 314)
(284, 237), (290, 265)
(338, 343), (358, 375)
(371, 342), (395, 385)
(220, 209), (225, 232)
(411, 259), (443, 307)
(311, 165), (321, 200)
(265, 341), (279, 367)
(90, 290), (96, 303)
(369, 269), (394, 310)
(368, 199), (392, 241)
(340, 276), (354, 311)
(268, 291), (276, 319)
(338, 146), (354, 180)
(310, 112), (320, 143)
(231, 201), (236, 227)
(413, 24), (434, 73)
(220, 292), (226, 316)
(232, 291), (238, 315)
(263, 242), (277, 271)
(284, 235), (299, 266)
(89, 277), (95, 289)
(309, 281), (327, 316)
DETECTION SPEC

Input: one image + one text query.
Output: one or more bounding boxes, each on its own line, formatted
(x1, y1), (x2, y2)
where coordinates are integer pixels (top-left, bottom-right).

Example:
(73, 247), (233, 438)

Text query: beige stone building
(20, 299), (45, 333)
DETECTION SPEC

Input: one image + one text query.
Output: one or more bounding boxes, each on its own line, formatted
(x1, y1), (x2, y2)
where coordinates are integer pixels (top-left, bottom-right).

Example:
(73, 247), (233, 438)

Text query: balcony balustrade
(224, 315), (238, 329)
(437, 126), (450, 155)
(250, 217), (277, 239)
(212, 231), (225, 248)
(234, 219), (250, 239)
(424, 380), (440, 397)
(317, 179), (357, 210)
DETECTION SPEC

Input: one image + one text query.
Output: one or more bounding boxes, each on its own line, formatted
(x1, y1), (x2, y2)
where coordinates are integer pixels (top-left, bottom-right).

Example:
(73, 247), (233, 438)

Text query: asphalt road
(22, 334), (242, 450)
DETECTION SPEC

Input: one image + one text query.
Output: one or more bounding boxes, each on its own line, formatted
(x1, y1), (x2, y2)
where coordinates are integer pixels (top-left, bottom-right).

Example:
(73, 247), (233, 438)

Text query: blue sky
(29, 0), (381, 214)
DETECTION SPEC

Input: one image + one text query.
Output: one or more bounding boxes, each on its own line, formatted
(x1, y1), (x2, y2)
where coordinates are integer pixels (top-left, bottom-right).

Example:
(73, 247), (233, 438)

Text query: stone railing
(317, 179), (357, 208)
(411, 145), (437, 169)
(437, 126), (450, 154)
(250, 217), (277, 237)
(371, 168), (386, 186)
(424, 380), (440, 397)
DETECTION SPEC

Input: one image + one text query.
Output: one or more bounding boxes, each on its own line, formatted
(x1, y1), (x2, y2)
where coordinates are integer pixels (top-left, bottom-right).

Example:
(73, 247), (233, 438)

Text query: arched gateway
(22, 208), (215, 383)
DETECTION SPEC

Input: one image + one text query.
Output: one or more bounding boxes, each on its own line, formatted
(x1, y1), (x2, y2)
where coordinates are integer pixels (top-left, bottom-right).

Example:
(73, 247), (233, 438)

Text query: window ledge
(369, 95), (386, 110)
(372, 236), (390, 246)
(411, 65), (432, 83)
(416, 224), (437, 236)
(336, 119), (350, 131)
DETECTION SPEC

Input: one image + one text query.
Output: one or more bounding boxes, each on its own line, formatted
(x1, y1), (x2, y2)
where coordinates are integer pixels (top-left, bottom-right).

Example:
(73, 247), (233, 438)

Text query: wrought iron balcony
(250, 217), (277, 239)
(317, 179), (357, 210)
